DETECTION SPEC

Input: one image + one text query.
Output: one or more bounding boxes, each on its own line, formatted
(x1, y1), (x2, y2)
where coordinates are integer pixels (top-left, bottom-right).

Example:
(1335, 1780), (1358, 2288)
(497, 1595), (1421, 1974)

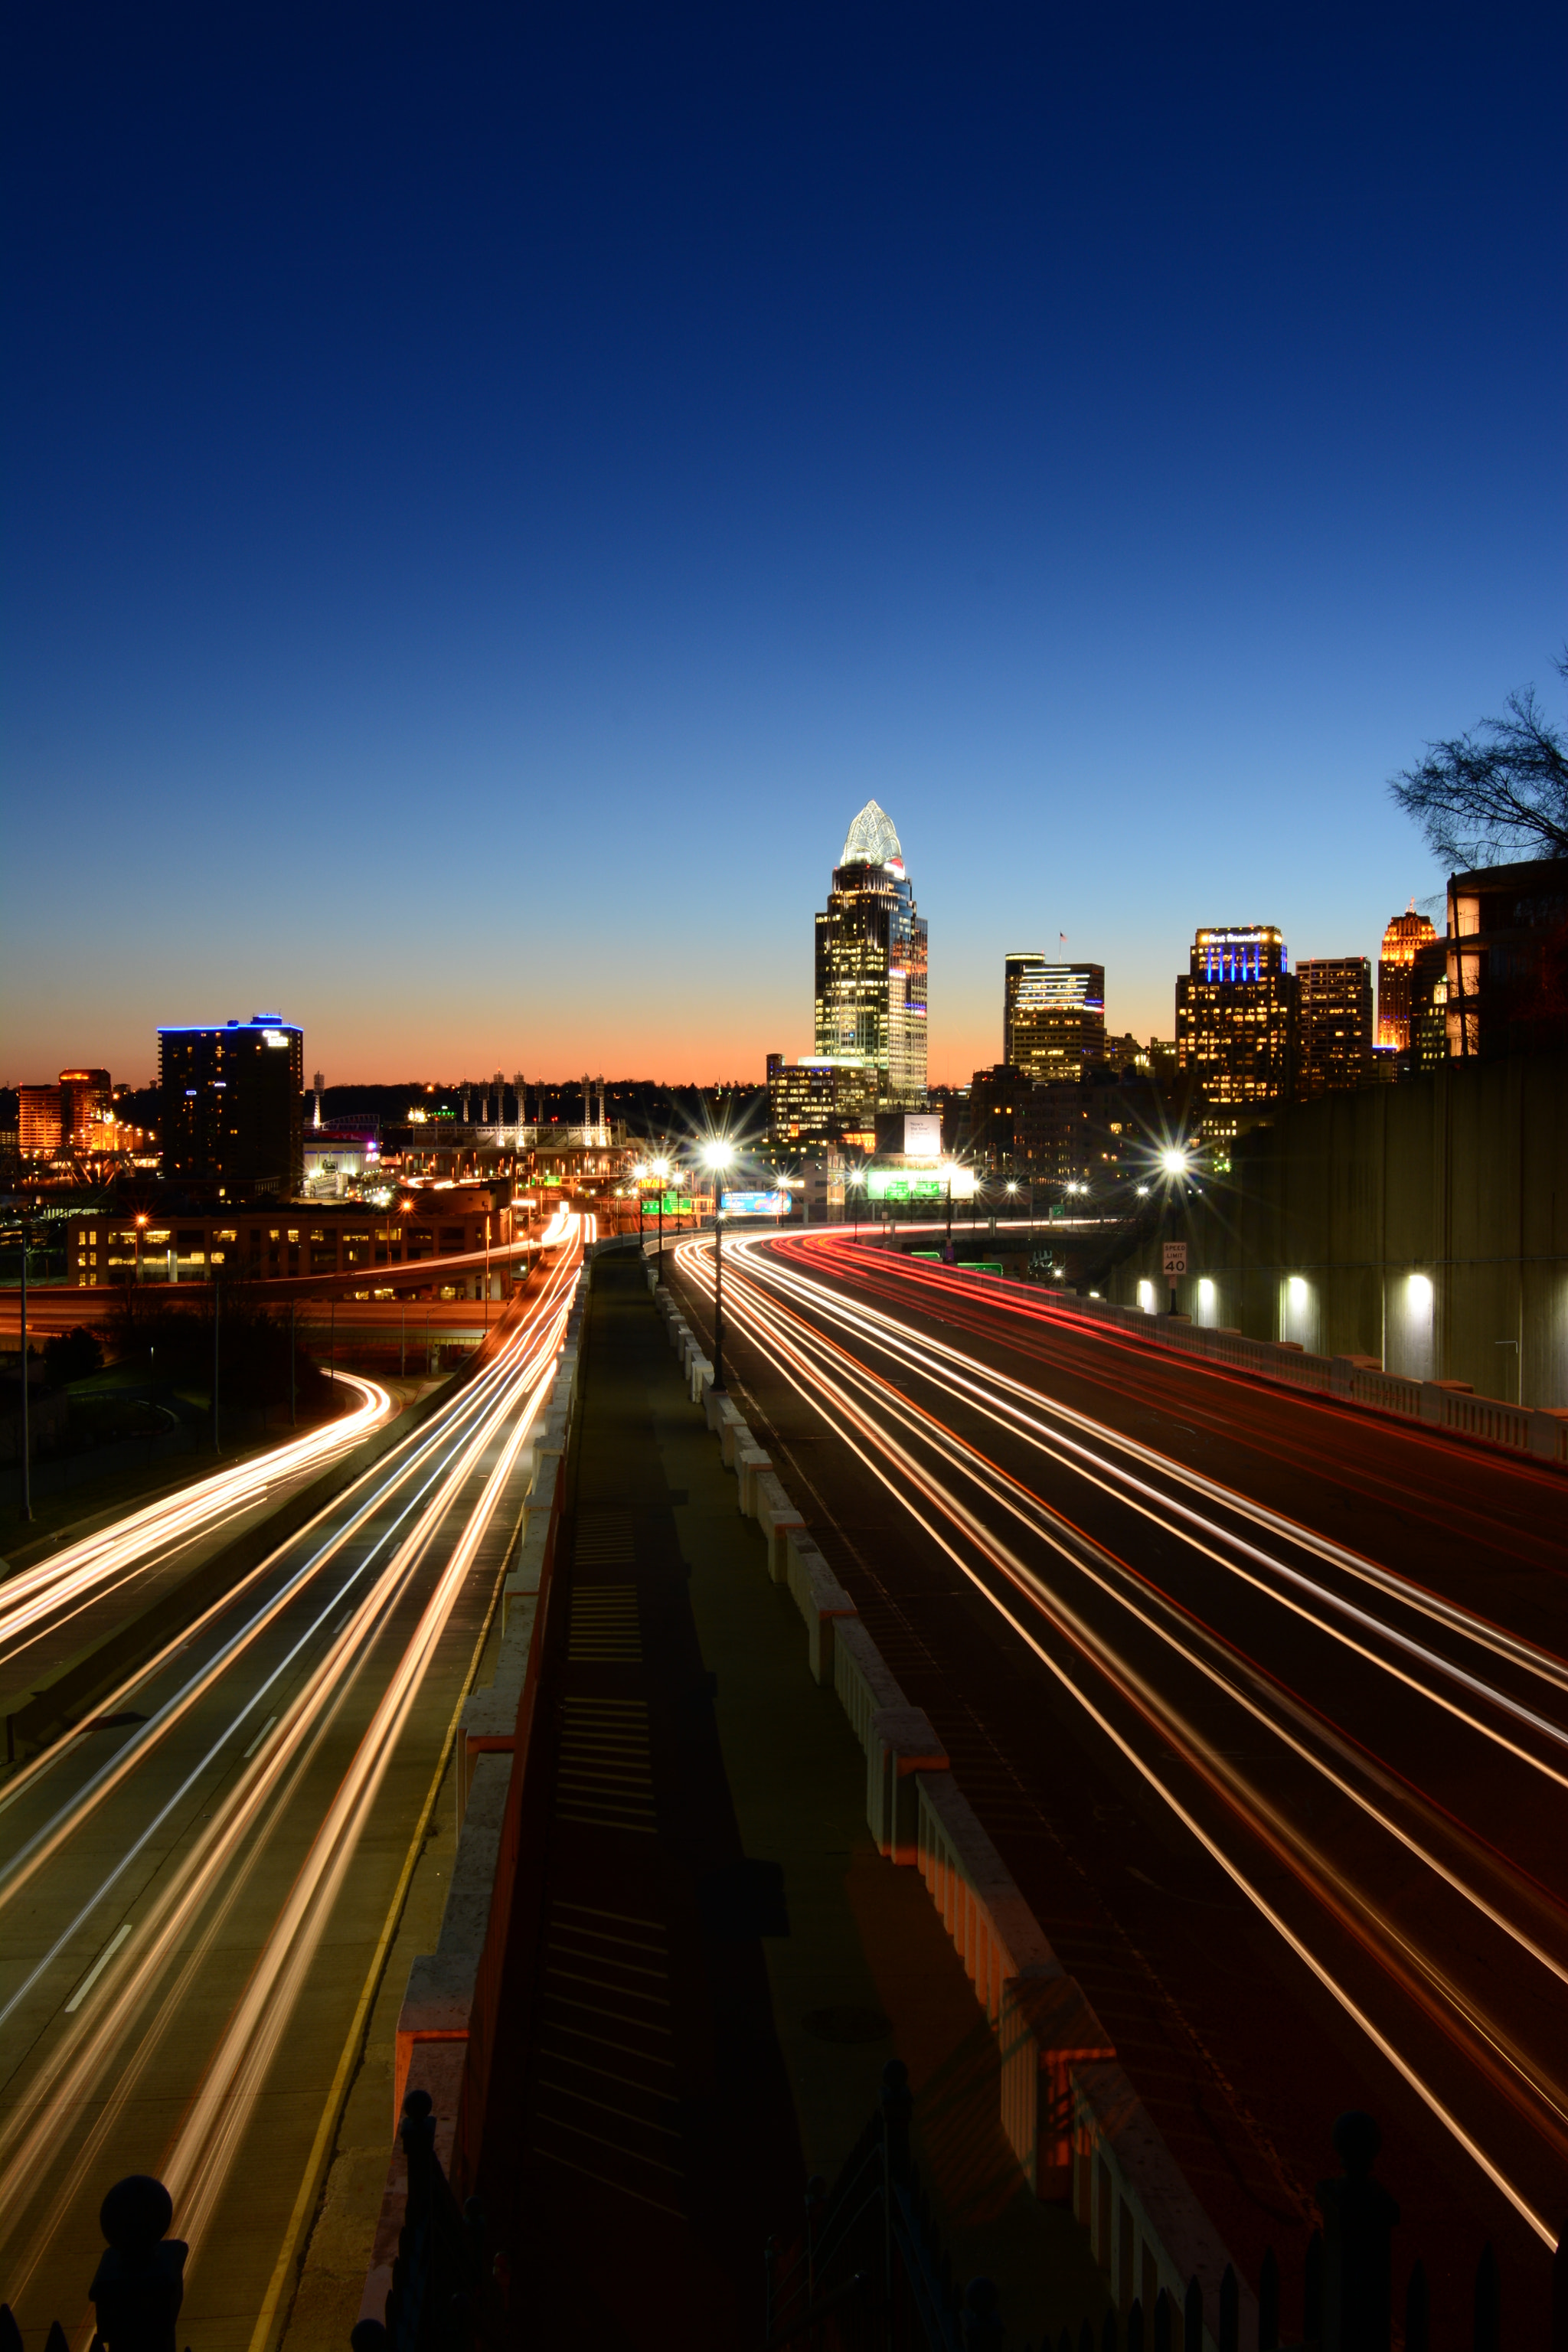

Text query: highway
(0, 1207), (582, 2346)
(0, 1371), (396, 1732)
(671, 1227), (1568, 2334)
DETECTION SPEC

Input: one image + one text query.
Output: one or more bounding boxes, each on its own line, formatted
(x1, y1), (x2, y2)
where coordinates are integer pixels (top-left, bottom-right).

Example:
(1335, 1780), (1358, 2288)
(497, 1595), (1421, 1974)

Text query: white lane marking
(241, 1717), (277, 1760)
(64, 1922), (131, 2014)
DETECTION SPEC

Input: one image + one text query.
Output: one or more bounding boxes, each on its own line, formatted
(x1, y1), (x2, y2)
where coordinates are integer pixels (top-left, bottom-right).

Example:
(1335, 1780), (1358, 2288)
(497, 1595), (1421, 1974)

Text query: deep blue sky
(4, 2), (1563, 1086)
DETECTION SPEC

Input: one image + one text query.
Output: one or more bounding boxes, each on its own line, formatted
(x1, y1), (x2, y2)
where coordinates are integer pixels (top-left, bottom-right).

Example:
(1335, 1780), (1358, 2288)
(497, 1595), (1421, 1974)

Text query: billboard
(865, 1166), (976, 1203)
(900, 1113), (942, 1160)
(721, 1189), (789, 1217)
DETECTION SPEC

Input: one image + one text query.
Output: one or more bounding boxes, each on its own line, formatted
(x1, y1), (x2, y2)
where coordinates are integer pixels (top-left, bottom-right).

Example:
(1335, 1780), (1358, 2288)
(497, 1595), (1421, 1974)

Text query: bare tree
(1390, 652), (1568, 868)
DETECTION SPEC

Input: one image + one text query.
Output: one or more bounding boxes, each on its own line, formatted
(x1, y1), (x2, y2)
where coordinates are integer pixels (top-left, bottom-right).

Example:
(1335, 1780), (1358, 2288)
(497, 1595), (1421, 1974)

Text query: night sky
(4, 4), (1563, 1087)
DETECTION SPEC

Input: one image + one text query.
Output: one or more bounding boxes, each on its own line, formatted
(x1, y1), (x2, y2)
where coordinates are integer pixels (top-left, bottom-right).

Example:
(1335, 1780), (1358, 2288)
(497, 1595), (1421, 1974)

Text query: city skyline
(4, 8), (1563, 1084)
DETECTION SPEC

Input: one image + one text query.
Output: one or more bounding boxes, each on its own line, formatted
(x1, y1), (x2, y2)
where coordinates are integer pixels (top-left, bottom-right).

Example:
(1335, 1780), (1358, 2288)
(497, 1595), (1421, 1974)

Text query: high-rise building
(1002, 955), (1106, 1082)
(1174, 926), (1294, 1104)
(814, 801), (928, 1107)
(1377, 903), (1439, 1050)
(766, 1052), (879, 1151)
(59, 1068), (112, 1147)
(18, 1086), (63, 1155)
(1295, 959), (1372, 1098)
(1410, 939), (1449, 1069)
(159, 1014), (305, 1197)
(1443, 858), (1568, 1060)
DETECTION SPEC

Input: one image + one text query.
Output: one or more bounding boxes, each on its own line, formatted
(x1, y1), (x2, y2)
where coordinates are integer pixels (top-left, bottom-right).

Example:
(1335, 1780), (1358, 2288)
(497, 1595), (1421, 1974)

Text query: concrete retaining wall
(1103, 1047), (1568, 1413)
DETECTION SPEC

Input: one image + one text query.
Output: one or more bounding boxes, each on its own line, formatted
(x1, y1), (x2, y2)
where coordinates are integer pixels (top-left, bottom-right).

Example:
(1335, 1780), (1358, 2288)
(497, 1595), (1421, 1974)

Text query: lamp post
(849, 1169), (864, 1240)
(633, 1162), (648, 1256)
(702, 1138), (734, 1390)
(652, 1156), (670, 1276)
(18, 1214), (32, 1523)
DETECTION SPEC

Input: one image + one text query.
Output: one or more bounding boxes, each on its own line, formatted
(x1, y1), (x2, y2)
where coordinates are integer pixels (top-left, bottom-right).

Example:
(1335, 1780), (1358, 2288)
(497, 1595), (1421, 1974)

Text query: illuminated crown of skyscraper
(841, 799), (903, 867)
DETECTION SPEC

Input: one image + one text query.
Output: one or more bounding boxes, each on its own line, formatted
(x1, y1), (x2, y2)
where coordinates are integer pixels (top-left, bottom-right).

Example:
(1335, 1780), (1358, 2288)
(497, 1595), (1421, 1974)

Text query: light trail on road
(673, 1230), (1568, 2251)
(0, 1206), (581, 2338)
(0, 1370), (393, 1684)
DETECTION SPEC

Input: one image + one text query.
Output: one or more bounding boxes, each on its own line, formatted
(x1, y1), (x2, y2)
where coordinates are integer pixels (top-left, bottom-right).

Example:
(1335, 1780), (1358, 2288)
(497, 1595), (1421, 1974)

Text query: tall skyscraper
(1003, 955), (1106, 1081)
(160, 1014), (305, 1197)
(1295, 958), (1372, 1097)
(1377, 903), (1438, 1050)
(814, 800), (928, 1106)
(1175, 926), (1294, 1103)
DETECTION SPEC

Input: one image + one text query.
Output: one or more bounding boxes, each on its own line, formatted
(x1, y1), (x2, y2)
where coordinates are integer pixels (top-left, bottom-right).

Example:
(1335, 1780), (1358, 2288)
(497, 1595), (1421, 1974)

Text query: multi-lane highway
(0, 1209), (582, 2346)
(671, 1227), (1568, 2330)
(0, 1370), (395, 1735)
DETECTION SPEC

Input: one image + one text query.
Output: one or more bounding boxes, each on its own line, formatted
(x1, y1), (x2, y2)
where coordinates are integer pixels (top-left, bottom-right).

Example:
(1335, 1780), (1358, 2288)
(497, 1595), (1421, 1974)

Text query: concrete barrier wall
(982, 1279), (1568, 1468)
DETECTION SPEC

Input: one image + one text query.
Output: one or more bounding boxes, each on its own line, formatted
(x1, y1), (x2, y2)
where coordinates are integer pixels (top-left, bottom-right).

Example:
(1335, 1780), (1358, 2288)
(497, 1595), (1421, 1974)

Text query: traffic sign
(1161, 1242), (1187, 1276)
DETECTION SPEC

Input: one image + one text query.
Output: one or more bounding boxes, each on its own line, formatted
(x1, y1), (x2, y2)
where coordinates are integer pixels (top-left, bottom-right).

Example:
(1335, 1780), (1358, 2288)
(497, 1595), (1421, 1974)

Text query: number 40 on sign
(1161, 1242), (1187, 1277)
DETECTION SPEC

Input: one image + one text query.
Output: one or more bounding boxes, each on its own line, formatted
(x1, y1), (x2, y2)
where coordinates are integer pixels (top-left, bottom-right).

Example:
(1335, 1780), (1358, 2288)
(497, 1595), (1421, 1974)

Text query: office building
(1444, 858), (1568, 1060)
(1410, 939), (1449, 1070)
(967, 1065), (1028, 1171)
(18, 1086), (64, 1155)
(1295, 958), (1372, 1099)
(18, 1068), (113, 1158)
(1003, 956), (1106, 1083)
(1175, 926), (1294, 1105)
(1377, 905), (1438, 1051)
(815, 800), (928, 1106)
(159, 1014), (305, 1197)
(766, 1053), (879, 1152)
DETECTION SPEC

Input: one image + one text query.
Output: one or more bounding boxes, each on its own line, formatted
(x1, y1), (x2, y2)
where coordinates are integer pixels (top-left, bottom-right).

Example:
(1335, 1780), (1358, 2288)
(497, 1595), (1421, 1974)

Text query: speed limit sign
(1162, 1242), (1187, 1276)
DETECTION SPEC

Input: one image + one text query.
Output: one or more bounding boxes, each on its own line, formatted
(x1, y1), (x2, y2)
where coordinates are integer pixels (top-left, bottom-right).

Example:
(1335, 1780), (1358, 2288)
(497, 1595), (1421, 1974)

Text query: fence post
(1183, 2275), (1203, 2352)
(1318, 2112), (1397, 2352)
(1472, 2244), (1499, 2352)
(1403, 2260), (1428, 2352)
(1259, 2247), (1280, 2352)
(86, 2174), (188, 2352)
(1219, 2264), (1239, 2352)
(1303, 2230), (1324, 2352)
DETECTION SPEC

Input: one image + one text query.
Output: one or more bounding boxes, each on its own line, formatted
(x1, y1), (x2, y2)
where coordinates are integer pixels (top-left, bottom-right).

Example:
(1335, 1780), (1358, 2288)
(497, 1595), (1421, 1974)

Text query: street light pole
(212, 1275), (220, 1455)
(18, 1217), (32, 1523)
(702, 1140), (733, 1390)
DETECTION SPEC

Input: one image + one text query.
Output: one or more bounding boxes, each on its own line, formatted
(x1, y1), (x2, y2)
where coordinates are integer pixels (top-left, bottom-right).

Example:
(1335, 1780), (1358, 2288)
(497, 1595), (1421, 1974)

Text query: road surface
(0, 1211), (581, 2347)
(668, 1227), (1568, 2341)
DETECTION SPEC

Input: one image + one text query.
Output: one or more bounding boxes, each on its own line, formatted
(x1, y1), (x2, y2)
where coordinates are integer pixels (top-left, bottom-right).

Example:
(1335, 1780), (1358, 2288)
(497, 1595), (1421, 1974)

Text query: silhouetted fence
(763, 2084), (1567, 2352)
(2, 2174), (188, 2352)
(351, 2089), (484, 2352)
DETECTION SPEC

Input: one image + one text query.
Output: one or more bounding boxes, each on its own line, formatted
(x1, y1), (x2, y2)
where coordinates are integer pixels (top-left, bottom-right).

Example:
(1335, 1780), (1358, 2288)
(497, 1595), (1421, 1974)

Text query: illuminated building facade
(766, 1052), (878, 1151)
(1376, 904), (1438, 1050)
(1175, 926), (1294, 1104)
(160, 1014), (305, 1197)
(1294, 958), (1372, 1099)
(1003, 956), (1106, 1082)
(60, 1068), (112, 1147)
(814, 800), (928, 1106)
(1410, 939), (1449, 1069)
(18, 1086), (64, 1155)
(18, 1068), (113, 1157)
(1443, 858), (1568, 1060)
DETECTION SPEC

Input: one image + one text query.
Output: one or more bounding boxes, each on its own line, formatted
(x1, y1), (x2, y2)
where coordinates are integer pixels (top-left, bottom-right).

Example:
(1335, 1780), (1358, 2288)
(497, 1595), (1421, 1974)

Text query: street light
(702, 1138), (735, 1389)
(848, 1168), (864, 1240)
(652, 1155), (670, 1276)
